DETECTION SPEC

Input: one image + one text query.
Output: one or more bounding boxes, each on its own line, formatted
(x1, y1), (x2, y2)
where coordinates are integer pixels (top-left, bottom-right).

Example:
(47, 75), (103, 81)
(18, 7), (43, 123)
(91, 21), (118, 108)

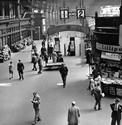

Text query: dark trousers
(61, 75), (67, 87)
(33, 63), (37, 70)
(38, 66), (42, 73)
(68, 123), (78, 125)
(48, 53), (52, 59)
(111, 117), (121, 125)
(94, 100), (101, 110)
(18, 70), (24, 80)
(34, 108), (40, 124)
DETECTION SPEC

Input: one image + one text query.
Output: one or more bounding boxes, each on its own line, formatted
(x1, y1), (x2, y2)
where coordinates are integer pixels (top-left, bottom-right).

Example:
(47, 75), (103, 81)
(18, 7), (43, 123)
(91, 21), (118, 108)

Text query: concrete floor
(0, 40), (119, 125)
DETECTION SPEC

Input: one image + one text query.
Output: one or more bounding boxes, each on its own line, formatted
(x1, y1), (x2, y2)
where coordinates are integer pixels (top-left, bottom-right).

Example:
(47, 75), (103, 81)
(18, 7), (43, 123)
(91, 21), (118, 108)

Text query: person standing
(8, 61), (13, 79)
(68, 101), (80, 125)
(17, 60), (24, 80)
(91, 67), (98, 80)
(32, 54), (38, 71)
(59, 63), (68, 88)
(57, 54), (64, 62)
(48, 44), (53, 60)
(44, 53), (48, 64)
(110, 98), (122, 125)
(41, 45), (46, 60)
(37, 55), (43, 74)
(31, 92), (41, 125)
(92, 83), (102, 110)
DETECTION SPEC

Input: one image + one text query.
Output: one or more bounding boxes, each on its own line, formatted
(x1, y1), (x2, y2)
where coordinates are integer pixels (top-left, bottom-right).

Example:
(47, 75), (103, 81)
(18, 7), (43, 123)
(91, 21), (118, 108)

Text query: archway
(46, 24), (90, 57)
(47, 24), (90, 35)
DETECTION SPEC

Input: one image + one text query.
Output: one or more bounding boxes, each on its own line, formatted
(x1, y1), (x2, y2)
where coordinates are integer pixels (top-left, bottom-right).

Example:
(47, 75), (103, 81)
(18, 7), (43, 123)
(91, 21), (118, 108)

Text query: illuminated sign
(100, 6), (120, 17)
(101, 52), (121, 61)
(96, 43), (122, 53)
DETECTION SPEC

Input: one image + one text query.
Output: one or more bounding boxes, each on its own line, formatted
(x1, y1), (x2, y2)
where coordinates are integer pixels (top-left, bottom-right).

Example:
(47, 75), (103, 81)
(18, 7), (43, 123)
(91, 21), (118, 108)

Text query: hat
(114, 98), (120, 102)
(72, 101), (76, 105)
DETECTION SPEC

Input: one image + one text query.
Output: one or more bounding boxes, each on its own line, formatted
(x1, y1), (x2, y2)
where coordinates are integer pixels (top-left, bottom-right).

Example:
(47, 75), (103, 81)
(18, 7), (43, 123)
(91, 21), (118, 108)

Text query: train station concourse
(0, 0), (122, 125)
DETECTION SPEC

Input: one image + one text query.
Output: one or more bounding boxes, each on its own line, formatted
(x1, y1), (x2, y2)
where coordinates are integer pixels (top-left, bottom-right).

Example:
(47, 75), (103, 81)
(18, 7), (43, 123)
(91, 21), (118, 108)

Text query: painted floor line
(0, 83), (13, 87)
(57, 83), (63, 86)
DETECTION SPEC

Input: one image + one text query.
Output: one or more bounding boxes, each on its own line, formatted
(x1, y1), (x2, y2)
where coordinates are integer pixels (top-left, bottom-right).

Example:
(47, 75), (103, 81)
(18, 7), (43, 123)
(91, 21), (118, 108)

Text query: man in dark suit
(17, 60), (24, 80)
(59, 64), (68, 88)
(110, 98), (122, 125)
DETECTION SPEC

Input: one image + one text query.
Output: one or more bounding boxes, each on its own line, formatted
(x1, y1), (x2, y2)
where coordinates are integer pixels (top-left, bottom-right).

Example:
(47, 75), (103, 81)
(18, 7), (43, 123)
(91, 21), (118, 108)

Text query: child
(9, 61), (13, 79)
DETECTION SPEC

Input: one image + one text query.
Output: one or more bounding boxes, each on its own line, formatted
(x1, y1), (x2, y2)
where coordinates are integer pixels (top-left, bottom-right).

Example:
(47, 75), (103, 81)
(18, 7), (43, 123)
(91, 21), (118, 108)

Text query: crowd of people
(87, 65), (122, 125)
(7, 40), (122, 125)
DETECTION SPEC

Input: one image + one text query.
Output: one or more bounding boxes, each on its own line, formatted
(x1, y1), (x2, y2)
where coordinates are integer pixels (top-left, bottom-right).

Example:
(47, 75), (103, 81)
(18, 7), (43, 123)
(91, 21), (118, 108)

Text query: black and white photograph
(0, 0), (122, 125)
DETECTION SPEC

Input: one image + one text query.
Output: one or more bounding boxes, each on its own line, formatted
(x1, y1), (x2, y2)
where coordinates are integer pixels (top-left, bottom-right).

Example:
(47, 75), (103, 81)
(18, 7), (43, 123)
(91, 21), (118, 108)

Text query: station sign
(100, 5), (120, 17)
(96, 42), (122, 54)
(101, 52), (121, 61)
(60, 8), (69, 19)
(76, 8), (85, 19)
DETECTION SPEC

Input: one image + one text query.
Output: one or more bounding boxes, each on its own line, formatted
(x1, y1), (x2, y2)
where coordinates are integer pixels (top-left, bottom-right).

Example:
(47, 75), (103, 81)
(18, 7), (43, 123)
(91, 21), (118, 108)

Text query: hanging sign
(76, 8), (85, 19)
(96, 42), (122, 53)
(60, 8), (69, 19)
(101, 52), (121, 61)
(100, 6), (120, 17)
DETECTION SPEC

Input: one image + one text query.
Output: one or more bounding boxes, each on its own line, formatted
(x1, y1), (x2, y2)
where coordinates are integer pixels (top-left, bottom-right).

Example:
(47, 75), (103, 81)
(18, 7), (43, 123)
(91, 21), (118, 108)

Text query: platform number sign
(77, 9), (85, 19)
(60, 8), (69, 19)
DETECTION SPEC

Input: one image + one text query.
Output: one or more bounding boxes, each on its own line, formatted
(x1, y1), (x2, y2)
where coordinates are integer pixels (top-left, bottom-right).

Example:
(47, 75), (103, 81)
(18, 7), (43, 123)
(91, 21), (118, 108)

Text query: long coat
(68, 106), (80, 125)
(110, 103), (122, 120)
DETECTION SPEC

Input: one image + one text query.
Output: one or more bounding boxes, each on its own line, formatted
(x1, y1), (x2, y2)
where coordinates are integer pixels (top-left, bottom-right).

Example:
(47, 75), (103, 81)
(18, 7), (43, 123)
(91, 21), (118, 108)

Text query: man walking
(32, 54), (38, 71)
(92, 83), (102, 110)
(110, 98), (122, 125)
(31, 92), (41, 125)
(59, 63), (68, 88)
(68, 101), (80, 125)
(17, 60), (24, 80)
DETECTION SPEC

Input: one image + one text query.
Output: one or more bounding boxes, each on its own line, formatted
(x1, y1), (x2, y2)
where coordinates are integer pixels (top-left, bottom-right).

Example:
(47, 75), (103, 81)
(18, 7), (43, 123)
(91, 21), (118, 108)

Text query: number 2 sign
(77, 9), (85, 19)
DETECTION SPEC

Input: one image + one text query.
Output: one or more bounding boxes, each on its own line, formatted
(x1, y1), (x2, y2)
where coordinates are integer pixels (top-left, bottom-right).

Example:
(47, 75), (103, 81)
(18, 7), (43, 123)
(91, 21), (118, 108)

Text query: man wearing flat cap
(110, 98), (122, 125)
(68, 101), (80, 125)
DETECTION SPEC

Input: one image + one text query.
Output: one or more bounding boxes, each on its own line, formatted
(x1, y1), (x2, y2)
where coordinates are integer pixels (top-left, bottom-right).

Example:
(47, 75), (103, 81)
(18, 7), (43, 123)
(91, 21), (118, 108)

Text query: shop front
(99, 51), (122, 97)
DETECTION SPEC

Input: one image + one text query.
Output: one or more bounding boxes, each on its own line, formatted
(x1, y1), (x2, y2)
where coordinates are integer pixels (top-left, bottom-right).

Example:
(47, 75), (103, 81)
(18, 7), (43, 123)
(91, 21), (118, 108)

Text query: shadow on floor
(80, 108), (95, 114)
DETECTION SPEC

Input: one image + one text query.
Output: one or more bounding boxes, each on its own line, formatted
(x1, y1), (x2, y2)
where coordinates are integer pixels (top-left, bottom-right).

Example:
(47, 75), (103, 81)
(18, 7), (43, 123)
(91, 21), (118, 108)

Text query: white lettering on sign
(69, 9), (76, 16)
(96, 43), (122, 53)
(101, 52), (121, 61)
(60, 8), (69, 19)
(77, 9), (85, 19)
(100, 6), (120, 17)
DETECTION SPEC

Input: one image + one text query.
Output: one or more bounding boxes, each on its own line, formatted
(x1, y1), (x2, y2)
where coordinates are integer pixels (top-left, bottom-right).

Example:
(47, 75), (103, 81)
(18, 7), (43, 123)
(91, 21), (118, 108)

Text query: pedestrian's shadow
(81, 108), (95, 114)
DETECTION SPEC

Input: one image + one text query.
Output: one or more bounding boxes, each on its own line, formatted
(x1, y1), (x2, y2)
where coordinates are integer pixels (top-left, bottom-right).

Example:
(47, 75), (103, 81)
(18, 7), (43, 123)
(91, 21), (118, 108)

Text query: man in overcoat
(37, 55), (43, 74)
(68, 101), (80, 125)
(110, 98), (122, 125)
